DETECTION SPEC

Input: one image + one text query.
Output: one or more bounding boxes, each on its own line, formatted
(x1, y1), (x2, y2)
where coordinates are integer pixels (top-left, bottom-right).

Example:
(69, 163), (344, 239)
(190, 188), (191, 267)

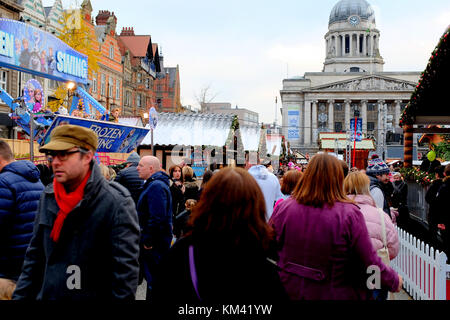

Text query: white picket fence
(390, 227), (450, 300)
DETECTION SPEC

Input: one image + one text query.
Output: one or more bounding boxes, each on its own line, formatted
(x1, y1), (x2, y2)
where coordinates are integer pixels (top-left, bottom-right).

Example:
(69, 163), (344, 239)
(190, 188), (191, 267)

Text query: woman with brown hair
(270, 153), (402, 300)
(169, 165), (185, 217)
(152, 168), (287, 303)
(274, 170), (302, 210)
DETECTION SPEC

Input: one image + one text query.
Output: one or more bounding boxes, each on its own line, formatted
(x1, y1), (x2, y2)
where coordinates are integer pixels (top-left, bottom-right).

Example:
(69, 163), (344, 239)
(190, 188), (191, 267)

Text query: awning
(320, 138), (375, 150)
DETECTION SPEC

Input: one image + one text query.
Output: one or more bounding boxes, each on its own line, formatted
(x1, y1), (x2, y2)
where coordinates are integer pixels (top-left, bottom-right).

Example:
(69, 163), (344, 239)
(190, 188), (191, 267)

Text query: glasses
(46, 148), (88, 161)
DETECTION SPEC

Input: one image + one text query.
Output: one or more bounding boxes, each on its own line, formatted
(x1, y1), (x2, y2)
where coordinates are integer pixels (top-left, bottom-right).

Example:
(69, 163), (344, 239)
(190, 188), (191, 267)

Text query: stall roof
(320, 138), (375, 150)
(239, 124), (261, 152)
(118, 117), (144, 128)
(141, 113), (234, 147)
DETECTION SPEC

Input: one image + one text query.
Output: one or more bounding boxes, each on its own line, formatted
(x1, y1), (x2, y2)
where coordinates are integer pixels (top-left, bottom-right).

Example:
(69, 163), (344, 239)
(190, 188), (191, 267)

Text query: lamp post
(352, 109), (360, 168)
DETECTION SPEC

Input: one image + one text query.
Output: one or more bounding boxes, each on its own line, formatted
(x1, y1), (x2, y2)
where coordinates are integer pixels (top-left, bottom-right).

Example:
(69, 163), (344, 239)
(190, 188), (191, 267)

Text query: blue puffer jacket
(0, 161), (44, 281)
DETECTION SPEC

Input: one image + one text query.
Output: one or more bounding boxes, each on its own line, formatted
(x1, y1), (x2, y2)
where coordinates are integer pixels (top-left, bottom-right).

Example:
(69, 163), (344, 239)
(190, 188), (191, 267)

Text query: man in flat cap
(13, 125), (140, 300)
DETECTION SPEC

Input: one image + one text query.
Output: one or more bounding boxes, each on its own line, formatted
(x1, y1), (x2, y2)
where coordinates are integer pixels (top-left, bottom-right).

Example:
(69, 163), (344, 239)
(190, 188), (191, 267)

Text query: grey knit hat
(126, 152), (140, 164)
(366, 158), (390, 176)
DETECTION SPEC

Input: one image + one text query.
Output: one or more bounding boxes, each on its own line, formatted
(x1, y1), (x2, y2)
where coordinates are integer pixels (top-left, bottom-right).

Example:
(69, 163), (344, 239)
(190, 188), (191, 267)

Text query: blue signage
(288, 110), (300, 140)
(0, 19), (88, 84)
(350, 118), (363, 142)
(40, 116), (150, 153)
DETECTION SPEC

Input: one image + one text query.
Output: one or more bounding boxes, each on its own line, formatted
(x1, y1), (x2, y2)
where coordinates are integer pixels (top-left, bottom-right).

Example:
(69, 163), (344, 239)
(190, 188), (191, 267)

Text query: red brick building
(154, 63), (182, 113)
(117, 27), (161, 117)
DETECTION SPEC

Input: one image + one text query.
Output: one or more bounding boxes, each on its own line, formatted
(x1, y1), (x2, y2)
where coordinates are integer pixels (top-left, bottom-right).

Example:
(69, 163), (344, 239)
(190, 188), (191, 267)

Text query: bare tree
(194, 84), (219, 112)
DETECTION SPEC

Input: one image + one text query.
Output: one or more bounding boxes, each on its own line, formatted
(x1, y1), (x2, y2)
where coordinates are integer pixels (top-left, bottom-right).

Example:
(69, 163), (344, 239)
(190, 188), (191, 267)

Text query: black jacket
(114, 163), (144, 205)
(426, 179), (444, 225)
(435, 178), (450, 227)
(152, 236), (288, 304)
(170, 180), (185, 217)
(369, 175), (391, 218)
(12, 162), (140, 300)
(391, 180), (408, 209)
(183, 180), (199, 201)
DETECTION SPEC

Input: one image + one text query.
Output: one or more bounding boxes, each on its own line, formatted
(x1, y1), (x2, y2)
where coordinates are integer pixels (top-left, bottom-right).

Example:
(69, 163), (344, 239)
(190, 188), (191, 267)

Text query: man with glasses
(13, 125), (140, 300)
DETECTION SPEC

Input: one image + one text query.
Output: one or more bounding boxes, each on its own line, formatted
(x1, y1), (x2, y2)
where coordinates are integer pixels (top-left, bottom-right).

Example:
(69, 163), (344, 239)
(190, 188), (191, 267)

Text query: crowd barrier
(391, 227), (450, 300)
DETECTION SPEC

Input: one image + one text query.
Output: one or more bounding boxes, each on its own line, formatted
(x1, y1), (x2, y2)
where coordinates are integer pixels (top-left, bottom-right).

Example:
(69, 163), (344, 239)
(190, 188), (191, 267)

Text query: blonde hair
(343, 171), (371, 196)
(182, 166), (194, 181)
(99, 163), (110, 180)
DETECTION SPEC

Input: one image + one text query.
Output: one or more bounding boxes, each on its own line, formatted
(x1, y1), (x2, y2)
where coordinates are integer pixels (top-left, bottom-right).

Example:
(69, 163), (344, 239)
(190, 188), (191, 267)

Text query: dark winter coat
(0, 161), (44, 281)
(170, 180), (185, 217)
(137, 171), (173, 253)
(435, 178), (450, 228)
(173, 209), (191, 239)
(114, 163), (144, 205)
(426, 179), (444, 226)
(183, 179), (199, 201)
(12, 161), (140, 300)
(152, 236), (288, 303)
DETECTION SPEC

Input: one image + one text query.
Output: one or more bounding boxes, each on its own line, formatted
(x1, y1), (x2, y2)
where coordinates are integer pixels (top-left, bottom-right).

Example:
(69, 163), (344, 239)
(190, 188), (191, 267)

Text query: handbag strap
(378, 208), (388, 249)
(189, 245), (202, 301)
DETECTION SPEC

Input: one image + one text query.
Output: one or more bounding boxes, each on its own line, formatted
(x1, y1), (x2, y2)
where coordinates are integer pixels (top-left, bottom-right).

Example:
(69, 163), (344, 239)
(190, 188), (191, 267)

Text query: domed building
(280, 0), (421, 159)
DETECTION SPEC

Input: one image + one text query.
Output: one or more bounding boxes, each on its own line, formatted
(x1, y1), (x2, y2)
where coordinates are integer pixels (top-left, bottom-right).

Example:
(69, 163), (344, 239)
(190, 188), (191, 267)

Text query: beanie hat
(126, 152), (140, 164)
(366, 158), (390, 176)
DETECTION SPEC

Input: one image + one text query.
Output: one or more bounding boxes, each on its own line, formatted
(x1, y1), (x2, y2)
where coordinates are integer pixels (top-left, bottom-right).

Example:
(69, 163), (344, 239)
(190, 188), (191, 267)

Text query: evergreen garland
(400, 27), (450, 127)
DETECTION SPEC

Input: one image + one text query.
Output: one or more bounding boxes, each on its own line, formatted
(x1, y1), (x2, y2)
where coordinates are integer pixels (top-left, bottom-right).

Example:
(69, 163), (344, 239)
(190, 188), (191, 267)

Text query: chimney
(120, 27), (135, 36)
(95, 10), (116, 26)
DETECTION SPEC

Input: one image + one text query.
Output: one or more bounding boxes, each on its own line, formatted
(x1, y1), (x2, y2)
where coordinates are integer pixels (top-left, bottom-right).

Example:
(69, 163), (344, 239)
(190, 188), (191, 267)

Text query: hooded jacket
(137, 171), (173, 253)
(368, 175), (391, 218)
(0, 161), (44, 281)
(348, 195), (399, 260)
(12, 162), (140, 300)
(114, 163), (144, 205)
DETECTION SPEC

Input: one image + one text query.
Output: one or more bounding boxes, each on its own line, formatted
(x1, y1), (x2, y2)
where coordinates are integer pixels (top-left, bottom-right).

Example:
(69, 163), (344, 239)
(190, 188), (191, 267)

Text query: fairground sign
(0, 18), (88, 84)
(40, 116), (150, 153)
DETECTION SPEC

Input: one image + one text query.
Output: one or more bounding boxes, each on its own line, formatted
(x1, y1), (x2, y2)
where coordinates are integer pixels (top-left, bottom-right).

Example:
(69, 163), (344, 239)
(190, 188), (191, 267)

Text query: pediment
(309, 75), (417, 92)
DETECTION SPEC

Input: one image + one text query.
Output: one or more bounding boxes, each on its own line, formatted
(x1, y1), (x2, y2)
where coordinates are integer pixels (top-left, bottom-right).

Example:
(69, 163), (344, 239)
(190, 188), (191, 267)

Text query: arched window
(350, 67), (360, 72)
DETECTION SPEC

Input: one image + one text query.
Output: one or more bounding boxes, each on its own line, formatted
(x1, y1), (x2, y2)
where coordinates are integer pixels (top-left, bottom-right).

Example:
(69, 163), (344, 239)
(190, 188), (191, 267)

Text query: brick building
(154, 63), (182, 113)
(117, 27), (162, 117)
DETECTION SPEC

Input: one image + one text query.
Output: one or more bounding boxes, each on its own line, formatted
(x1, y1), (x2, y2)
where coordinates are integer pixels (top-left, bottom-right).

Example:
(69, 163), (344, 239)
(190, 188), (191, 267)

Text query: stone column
(377, 100), (385, 156)
(394, 100), (402, 128)
(361, 100), (368, 134)
(369, 34), (374, 56)
(349, 34), (353, 56)
(342, 35), (346, 56)
(362, 35), (366, 56)
(328, 99), (335, 131)
(304, 100), (311, 146)
(356, 34), (360, 56)
(312, 100), (318, 145)
(344, 99), (351, 131)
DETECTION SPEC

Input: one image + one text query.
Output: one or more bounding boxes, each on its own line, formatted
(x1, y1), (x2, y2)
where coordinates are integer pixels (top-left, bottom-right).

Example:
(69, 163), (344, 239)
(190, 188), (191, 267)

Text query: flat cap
(39, 124), (98, 153)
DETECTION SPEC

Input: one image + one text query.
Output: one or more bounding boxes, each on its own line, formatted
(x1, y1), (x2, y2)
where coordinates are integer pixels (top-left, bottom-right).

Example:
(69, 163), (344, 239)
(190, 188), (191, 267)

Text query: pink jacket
(348, 195), (399, 260)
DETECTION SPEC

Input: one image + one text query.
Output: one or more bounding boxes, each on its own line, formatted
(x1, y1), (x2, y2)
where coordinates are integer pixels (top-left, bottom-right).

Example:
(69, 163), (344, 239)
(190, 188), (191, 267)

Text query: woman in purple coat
(270, 154), (402, 300)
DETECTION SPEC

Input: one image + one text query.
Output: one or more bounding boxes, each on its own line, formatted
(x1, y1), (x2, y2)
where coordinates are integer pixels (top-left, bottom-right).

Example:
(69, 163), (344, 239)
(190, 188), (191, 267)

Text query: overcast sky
(43, 0), (450, 123)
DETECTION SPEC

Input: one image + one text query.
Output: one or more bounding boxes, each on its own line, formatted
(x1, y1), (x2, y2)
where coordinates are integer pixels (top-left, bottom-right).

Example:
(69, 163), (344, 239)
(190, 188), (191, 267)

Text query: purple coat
(270, 198), (399, 300)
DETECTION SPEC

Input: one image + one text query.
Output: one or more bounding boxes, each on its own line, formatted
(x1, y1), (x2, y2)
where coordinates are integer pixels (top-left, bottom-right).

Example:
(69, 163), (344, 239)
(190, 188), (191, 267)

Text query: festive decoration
(400, 167), (436, 187)
(400, 27), (450, 127)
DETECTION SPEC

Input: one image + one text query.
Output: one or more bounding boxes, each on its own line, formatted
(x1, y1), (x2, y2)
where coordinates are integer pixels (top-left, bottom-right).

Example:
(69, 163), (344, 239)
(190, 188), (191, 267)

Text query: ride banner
(350, 118), (363, 142)
(0, 18), (88, 84)
(40, 116), (150, 153)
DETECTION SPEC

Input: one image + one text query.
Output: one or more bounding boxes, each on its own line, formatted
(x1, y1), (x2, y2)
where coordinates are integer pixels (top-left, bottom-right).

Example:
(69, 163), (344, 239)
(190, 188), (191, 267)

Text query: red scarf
(51, 170), (92, 242)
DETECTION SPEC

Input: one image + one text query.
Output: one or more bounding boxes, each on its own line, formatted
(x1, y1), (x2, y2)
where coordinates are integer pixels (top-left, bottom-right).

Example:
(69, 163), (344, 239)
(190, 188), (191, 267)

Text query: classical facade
(280, 0), (421, 155)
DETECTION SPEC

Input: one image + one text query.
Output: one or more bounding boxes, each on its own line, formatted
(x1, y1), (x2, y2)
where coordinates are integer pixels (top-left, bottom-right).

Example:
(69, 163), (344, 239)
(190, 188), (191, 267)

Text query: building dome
(329, 0), (375, 25)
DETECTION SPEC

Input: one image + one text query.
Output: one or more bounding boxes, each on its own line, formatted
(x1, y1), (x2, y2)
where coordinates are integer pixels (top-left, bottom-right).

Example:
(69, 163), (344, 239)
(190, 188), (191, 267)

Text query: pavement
(136, 280), (414, 301)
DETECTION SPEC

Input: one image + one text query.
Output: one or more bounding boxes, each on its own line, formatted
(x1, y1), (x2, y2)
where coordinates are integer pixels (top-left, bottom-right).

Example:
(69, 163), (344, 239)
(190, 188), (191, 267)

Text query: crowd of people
(0, 124), (449, 302)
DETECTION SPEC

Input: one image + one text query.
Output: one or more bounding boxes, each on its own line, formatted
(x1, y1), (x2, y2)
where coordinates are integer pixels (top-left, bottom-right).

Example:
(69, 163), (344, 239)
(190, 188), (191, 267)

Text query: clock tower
(323, 0), (384, 73)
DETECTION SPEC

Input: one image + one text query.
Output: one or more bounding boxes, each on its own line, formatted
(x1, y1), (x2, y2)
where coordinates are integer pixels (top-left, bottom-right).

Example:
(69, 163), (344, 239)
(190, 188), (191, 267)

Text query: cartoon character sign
(24, 79), (45, 113)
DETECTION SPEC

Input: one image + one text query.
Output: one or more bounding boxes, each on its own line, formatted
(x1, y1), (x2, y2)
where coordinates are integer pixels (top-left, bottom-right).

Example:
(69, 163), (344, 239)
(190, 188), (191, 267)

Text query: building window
(108, 77), (113, 97)
(137, 94), (142, 108)
(101, 74), (105, 96)
(137, 73), (142, 83)
(0, 70), (7, 90)
(335, 122), (343, 132)
(350, 67), (360, 72)
(109, 45), (114, 59)
(92, 73), (97, 93)
(157, 98), (162, 109)
(334, 103), (343, 111)
(367, 103), (376, 111)
(145, 78), (151, 89)
(367, 122), (375, 131)
(125, 91), (131, 106)
(116, 79), (120, 99)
